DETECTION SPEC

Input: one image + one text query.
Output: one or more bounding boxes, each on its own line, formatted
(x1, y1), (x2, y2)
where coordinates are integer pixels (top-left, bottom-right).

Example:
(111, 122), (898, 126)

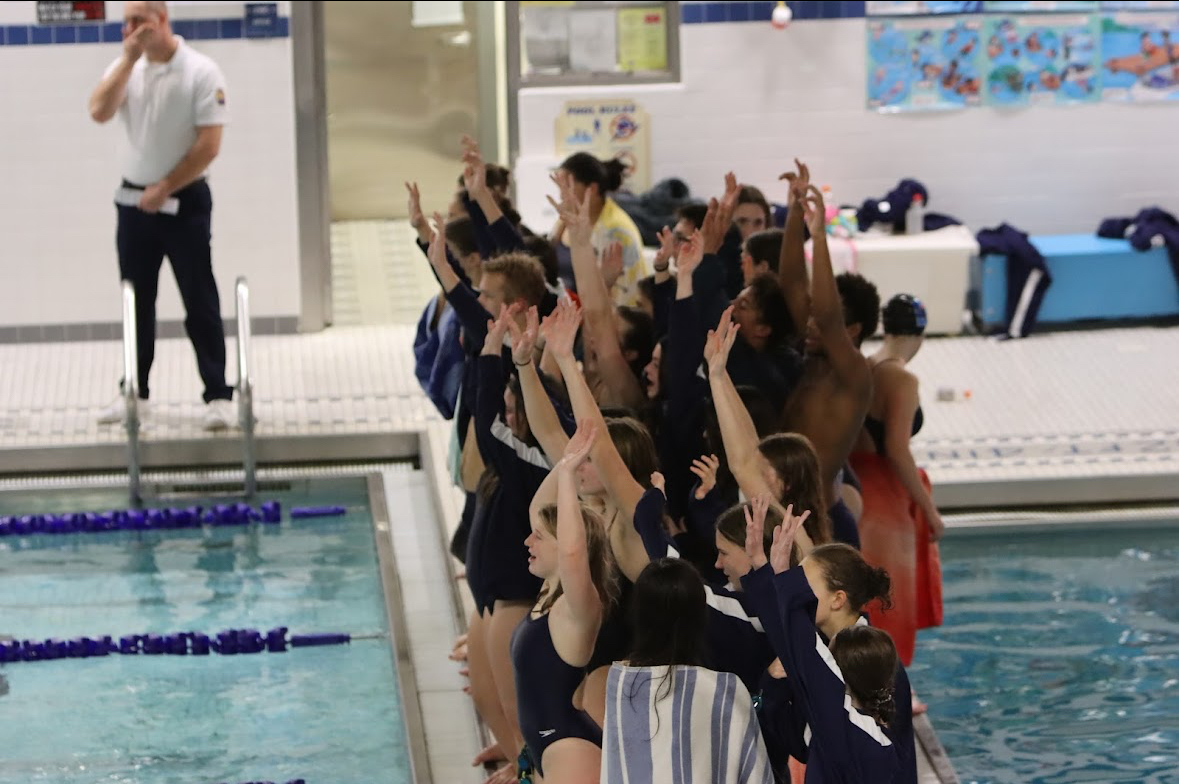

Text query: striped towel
(603, 664), (774, 784)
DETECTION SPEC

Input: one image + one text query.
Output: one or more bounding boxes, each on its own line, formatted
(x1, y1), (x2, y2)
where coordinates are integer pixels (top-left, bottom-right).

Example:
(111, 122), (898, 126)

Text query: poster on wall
(1101, 1), (1179, 10)
(554, 99), (652, 190)
(982, 14), (1101, 105)
(982, 1), (1097, 11)
(1101, 12), (1179, 100)
(867, 16), (985, 111)
(866, 1), (981, 14)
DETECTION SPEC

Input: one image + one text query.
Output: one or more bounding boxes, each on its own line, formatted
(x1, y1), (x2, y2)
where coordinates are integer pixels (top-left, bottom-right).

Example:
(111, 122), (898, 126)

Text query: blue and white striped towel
(602, 664), (774, 784)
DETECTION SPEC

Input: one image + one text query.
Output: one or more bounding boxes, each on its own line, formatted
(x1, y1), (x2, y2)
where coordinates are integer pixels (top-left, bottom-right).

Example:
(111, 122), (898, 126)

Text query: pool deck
(0, 321), (1175, 512)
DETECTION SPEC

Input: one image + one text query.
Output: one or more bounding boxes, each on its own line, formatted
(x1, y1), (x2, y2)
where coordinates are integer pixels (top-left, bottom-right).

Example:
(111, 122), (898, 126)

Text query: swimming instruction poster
(1101, 12), (1179, 100)
(867, 16), (985, 111)
(982, 15), (1102, 105)
(866, 1), (981, 14)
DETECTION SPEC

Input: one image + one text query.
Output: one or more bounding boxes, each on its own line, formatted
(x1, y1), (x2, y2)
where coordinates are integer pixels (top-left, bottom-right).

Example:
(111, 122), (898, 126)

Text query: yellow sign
(554, 99), (651, 191)
(617, 7), (667, 72)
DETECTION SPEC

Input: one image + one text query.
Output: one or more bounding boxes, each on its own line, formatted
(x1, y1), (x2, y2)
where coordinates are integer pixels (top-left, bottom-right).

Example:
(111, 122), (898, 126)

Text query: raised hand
(675, 229), (705, 278)
(802, 184), (827, 238)
(482, 302), (520, 356)
(653, 225), (677, 270)
(540, 297), (582, 362)
(405, 181), (427, 231)
(507, 305), (540, 367)
(779, 158), (811, 207)
(547, 187), (593, 248)
(717, 171), (740, 229)
(700, 198), (726, 255)
(690, 454), (721, 500)
(769, 503), (812, 574)
(703, 305), (740, 378)
(426, 211), (449, 270)
(600, 240), (624, 289)
(650, 471), (667, 497)
(744, 494), (772, 570)
(559, 418), (598, 470)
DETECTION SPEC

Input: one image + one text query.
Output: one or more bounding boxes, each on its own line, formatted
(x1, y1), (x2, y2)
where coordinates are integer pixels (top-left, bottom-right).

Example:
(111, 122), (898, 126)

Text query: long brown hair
(757, 433), (832, 543)
(535, 504), (620, 615)
(606, 417), (659, 487)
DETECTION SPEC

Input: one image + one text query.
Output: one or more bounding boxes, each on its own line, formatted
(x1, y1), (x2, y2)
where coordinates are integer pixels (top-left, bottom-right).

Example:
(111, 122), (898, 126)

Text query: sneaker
(97, 397), (150, 425)
(202, 399), (236, 431)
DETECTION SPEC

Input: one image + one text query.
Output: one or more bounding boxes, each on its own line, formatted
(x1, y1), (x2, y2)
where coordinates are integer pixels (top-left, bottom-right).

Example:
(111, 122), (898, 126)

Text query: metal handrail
(235, 277), (257, 497)
(121, 281), (141, 507)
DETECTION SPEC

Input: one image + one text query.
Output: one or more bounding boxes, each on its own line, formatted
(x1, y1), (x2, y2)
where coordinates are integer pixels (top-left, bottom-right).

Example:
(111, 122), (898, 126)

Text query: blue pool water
(0, 479), (411, 784)
(910, 525), (1179, 784)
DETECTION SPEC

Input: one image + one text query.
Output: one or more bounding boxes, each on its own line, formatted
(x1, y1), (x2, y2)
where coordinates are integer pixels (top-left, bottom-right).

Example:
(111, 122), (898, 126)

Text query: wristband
(653, 264), (669, 273)
(514, 359), (532, 367)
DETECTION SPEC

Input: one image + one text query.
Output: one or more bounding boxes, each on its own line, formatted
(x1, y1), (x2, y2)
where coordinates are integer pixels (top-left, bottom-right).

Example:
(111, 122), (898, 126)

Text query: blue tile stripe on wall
(1, 16), (288, 46)
(680, 1), (868, 24)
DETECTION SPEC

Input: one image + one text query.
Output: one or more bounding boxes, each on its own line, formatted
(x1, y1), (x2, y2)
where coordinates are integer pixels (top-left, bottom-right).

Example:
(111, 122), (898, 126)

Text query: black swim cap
(882, 294), (927, 336)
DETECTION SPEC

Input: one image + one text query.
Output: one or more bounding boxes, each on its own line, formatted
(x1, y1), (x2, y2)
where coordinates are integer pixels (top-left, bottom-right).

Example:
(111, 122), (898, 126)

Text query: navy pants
(116, 178), (232, 403)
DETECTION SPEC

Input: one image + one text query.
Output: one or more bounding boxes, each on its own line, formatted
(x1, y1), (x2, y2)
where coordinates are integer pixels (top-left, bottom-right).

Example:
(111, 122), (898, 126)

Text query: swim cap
(882, 294), (927, 336)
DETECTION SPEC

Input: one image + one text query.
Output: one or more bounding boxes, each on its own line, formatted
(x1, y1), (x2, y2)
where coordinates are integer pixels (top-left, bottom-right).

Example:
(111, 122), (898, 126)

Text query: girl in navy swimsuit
(513, 419), (620, 782)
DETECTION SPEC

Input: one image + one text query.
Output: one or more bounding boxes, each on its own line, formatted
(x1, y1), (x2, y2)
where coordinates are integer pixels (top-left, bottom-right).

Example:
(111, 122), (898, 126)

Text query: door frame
(291, 1), (504, 332)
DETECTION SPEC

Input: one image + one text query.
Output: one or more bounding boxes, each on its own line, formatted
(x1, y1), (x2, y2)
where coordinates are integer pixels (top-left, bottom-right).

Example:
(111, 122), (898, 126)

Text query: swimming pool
(910, 523), (1179, 784)
(0, 477), (415, 784)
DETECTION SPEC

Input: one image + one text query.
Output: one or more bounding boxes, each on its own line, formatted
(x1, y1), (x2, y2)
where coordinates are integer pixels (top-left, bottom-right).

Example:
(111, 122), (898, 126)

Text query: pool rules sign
(554, 99), (652, 191)
(37, 1), (105, 23)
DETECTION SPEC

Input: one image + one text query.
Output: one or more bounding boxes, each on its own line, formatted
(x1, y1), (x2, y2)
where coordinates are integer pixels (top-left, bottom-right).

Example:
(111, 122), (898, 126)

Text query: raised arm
(554, 420), (605, 644)
(405, 182), (434, 245)
(549, 180), (644, 409)
(548, 303), (646, 518)
(547, 301), (650, 582)
(705, 307), (777, 500)
(802, 186), (871, 388)
(511, 305), (570, 465)
(778, 160), (812, 335)
(89, 29), (150, 123)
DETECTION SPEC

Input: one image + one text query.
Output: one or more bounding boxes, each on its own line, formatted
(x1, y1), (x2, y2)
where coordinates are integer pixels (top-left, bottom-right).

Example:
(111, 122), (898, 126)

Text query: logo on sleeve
(215, 88), (226, 106)
(538, 729), (556, 738)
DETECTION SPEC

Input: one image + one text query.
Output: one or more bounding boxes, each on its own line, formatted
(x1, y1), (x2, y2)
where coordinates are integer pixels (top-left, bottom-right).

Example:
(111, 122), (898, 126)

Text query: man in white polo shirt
(88, 0), (234, 430)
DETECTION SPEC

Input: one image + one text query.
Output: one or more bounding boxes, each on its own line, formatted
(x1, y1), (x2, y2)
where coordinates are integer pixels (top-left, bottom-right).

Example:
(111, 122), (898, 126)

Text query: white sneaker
(202, 399), (236, 431)
(97, 397), (150, 425)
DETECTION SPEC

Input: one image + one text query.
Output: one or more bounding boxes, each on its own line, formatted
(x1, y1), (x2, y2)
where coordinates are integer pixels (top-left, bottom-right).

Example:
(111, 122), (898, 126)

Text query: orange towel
(848, 452), (943, 666)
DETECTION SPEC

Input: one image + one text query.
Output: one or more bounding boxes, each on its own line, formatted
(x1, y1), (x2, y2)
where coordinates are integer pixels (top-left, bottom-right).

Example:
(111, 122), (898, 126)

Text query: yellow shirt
(593, 197), (651, 309)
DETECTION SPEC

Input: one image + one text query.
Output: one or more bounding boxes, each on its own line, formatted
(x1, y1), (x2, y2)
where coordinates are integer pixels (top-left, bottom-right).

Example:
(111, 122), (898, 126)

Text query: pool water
(910, 525), (1179, 784)
(0, 479), (411, 784)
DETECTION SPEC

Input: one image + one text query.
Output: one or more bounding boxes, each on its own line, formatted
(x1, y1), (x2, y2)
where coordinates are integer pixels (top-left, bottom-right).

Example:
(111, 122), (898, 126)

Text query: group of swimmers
(411, 138), (944, 783)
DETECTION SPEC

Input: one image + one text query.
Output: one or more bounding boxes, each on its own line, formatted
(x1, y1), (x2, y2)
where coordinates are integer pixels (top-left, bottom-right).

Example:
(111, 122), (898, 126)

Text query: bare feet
(912, 693), (928, 716)
(450, 633), (469, 662)
(459, 665), (470, 677)
(456, 568), (467, 580)
(472, 742), (507, 766)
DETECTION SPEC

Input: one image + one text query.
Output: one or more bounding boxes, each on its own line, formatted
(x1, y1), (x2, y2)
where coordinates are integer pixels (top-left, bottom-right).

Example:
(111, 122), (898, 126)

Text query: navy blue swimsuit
(511, 610), (602, 775)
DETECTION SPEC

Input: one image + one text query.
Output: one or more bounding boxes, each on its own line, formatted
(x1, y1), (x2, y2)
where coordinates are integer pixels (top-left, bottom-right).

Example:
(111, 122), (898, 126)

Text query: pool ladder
(121, 277), (258, 506)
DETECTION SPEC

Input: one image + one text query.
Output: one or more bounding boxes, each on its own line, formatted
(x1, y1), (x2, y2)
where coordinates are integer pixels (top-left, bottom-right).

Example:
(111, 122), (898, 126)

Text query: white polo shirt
(105, 36), (229, 186)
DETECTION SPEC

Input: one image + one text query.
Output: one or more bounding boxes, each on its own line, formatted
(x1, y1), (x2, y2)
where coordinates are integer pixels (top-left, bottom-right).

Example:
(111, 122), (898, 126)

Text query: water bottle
(905, 193), (925, 235)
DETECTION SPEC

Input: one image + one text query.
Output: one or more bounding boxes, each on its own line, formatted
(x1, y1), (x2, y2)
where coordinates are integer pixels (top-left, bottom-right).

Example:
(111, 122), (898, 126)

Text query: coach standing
(89, 0), (235, 431)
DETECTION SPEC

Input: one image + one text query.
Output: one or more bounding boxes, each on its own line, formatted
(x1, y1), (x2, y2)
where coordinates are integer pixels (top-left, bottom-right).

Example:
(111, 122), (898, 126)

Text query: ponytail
(828, 625), (898, 728)
(601, 158), (626, 194)
(807, 543), (893, 611)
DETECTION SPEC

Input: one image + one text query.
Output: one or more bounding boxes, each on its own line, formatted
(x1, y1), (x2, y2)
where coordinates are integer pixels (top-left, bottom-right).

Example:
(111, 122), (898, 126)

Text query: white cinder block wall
(0, 1), (298, 331)
(517, 17), (1179, 236)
